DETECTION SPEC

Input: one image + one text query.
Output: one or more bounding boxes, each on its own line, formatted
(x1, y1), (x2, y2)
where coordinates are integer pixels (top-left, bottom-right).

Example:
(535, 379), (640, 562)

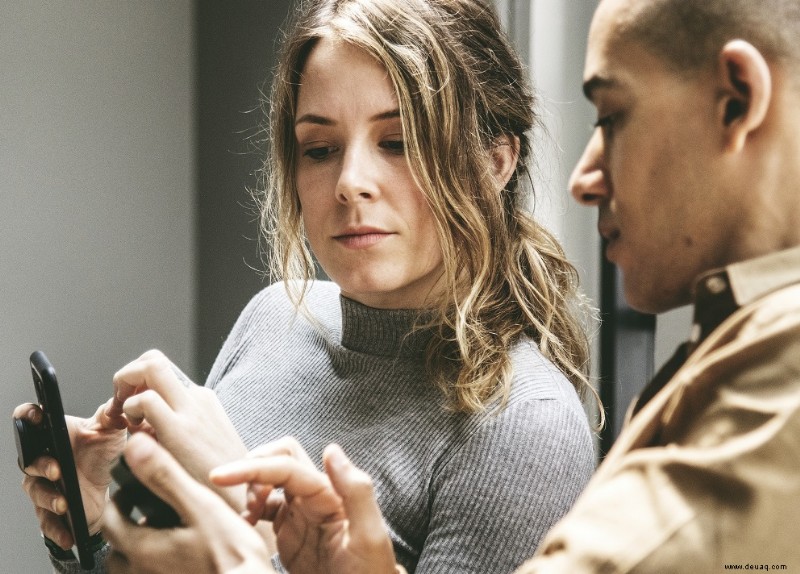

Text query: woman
(18, 0), (598, 572)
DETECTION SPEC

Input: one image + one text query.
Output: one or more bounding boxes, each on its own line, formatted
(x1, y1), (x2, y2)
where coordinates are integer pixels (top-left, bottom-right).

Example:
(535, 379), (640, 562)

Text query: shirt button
(705, 275), (728, 295)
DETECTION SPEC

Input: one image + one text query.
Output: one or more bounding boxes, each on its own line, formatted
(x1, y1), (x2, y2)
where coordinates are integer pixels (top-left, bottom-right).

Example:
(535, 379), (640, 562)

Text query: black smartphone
(14, 351), (95, 570)
(111, 455), (181, 529)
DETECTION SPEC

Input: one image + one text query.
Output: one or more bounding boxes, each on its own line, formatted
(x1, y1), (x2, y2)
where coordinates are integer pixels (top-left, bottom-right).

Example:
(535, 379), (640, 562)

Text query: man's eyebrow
(294, 109), (400, 127)
(582, 75), (617, 101)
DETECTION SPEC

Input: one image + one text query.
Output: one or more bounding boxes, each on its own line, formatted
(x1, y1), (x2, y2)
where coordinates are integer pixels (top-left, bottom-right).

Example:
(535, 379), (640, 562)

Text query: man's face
(570, 0), (738, 314)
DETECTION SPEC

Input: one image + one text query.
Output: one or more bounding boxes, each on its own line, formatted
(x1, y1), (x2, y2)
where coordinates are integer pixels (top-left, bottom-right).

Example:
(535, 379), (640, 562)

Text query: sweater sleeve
(49, 543), (111, 574)
(205, 284), (279, 389)
(414, 399), (595, 574)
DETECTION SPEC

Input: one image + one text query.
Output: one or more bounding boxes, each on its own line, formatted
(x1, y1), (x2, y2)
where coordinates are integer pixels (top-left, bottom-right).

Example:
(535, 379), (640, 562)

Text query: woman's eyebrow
(295, 109), (400, 127)
(369, 109), (401, 122)
(295, 113), (334, 127)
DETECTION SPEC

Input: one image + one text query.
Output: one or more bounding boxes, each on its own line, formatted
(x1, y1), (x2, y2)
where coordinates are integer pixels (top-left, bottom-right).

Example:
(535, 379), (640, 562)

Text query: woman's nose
(335, 145), (379, 204)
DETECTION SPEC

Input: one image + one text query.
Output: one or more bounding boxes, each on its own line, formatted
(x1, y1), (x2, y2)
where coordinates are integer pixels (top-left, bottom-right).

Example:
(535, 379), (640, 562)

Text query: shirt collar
(689, 244), (800, 348)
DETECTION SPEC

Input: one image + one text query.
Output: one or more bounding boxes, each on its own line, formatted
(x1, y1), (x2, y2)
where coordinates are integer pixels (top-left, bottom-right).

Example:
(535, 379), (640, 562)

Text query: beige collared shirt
(517, 246), (800, 573)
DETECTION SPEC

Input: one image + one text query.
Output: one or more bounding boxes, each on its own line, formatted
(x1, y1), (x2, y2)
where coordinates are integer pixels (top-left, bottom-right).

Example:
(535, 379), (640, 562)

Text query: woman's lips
(333, 230), (394, 249)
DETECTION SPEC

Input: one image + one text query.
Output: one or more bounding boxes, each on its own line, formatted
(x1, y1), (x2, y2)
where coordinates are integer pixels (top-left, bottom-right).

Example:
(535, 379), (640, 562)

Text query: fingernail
(27, 407), (40, 423)
(327, 444), (347, 468)
(209, 462), (232, 477)
(126, 432), (156, 466)
(46, 463), (57, 481)
(52, 498), (66, 514)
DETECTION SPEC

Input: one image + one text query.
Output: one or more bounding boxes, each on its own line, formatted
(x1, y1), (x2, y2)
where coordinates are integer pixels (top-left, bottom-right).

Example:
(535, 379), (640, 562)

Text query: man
(517, 0), (800, 570)
(102, 0), (800, 571)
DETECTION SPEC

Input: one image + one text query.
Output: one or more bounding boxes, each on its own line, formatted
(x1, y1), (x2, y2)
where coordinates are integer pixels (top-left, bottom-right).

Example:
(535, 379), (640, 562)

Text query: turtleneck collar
(339, 295), (434, 358)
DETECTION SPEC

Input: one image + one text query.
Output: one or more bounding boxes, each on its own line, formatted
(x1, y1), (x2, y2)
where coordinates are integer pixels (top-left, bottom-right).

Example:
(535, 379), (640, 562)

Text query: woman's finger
(323, 444), (391, 545)
(23, 475), (66, 515)
(212, 454), (344, 524)
(210, 455), (328, 498)
(246, 436), (314, 465)
(35, 504), (75, 549)
(257, 489), (286, 523)
(122, 389), (176, 431)
(13, 403), (60, 478)
(241, 483), (273, 524)
(12, 402), (42, 424)
(109, 350), (188, 417)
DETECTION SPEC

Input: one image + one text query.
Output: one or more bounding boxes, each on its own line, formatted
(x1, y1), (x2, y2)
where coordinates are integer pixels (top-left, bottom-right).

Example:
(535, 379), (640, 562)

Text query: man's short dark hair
(617, 0), (800, 73)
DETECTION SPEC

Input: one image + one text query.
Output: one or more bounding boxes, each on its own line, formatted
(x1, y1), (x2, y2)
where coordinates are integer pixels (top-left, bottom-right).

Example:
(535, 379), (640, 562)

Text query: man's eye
(380, 139), (405, 154)
(303, 146), (335, 160)
(593, 114), (615, 137)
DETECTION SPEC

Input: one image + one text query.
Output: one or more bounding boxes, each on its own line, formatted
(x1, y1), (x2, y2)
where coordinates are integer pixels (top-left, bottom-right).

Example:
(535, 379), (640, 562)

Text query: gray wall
(195, 0), (292, 380)
(1, 2), (194, 571)
(1, 2), (295, 570)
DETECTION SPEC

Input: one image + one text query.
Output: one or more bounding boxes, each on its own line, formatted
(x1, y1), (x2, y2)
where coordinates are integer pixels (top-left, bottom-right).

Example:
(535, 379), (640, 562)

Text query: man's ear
(717, 39), (772, 153)
(491, 134), (520, 190)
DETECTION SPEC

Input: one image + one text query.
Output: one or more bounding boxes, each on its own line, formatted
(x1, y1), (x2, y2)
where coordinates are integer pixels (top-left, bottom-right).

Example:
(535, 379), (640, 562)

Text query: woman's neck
(339, 295), (433, 358)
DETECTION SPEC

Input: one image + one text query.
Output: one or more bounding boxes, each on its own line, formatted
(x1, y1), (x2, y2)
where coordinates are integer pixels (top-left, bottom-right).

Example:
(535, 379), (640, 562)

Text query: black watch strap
(43, 532), (106, 561)
(43, 535), (76, 561)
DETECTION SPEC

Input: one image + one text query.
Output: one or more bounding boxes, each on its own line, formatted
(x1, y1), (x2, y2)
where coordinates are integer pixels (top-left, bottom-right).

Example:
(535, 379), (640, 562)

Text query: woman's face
(294, 37), (444, 309)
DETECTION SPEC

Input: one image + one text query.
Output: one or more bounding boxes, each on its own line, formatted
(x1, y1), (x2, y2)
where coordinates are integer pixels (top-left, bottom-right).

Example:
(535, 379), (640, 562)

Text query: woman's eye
(303, 146), (336, 160)
(380, 139), (405, 154)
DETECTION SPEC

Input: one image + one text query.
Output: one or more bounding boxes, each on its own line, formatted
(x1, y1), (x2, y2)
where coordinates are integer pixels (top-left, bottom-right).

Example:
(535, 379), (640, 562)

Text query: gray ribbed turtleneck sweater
(209, 281), (594, 573)
(52, 280), (595, 574)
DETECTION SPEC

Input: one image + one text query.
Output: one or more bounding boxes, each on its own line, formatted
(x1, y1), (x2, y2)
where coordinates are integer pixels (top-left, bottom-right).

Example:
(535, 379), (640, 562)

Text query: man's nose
(569, 129), (608, 206)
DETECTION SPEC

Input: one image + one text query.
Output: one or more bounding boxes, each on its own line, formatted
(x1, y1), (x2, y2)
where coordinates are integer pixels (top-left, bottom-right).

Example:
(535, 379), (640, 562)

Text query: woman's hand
(103, 433), (273, 574)
(211, 438), (398, 574)
(14, 399), (127, 549)
(106, 350), (249, 508)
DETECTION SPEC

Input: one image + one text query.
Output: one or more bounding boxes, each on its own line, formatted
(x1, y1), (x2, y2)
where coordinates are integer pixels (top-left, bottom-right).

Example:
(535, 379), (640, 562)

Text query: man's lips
(597, 221), (620, 242)
(598, 221), (621, 261)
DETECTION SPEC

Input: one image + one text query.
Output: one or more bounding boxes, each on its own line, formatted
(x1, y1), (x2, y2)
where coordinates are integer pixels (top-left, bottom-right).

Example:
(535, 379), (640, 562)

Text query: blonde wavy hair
(259, 0), (600, 416)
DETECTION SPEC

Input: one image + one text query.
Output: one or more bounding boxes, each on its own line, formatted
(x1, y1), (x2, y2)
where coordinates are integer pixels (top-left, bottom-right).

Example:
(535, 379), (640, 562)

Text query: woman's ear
(717, 39), (772, 153)
(491, 134), (520, 190)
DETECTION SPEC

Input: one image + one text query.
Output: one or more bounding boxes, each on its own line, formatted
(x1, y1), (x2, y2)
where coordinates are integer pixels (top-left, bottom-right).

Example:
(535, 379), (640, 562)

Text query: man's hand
(210, 438), (399, 574)
(14, 399), (127, 549)
(103, 433), (273, 574)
